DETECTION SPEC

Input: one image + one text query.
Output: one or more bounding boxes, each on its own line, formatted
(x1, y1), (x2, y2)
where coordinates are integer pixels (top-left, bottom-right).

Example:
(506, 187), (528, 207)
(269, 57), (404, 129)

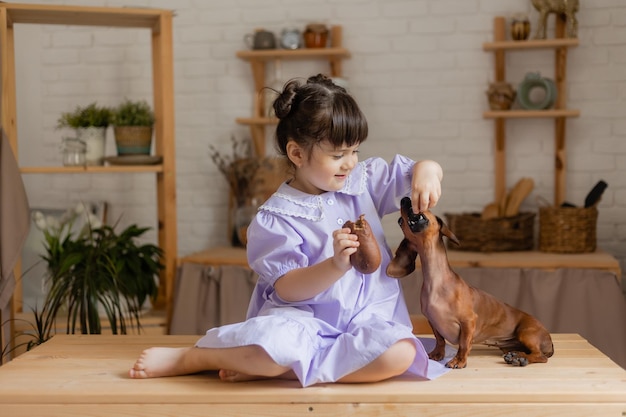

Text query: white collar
(258, 160), (368, 221)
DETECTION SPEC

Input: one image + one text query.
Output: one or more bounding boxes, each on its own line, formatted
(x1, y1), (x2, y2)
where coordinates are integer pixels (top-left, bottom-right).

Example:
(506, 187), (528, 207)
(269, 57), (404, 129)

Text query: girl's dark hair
(273, 74), (368, 161)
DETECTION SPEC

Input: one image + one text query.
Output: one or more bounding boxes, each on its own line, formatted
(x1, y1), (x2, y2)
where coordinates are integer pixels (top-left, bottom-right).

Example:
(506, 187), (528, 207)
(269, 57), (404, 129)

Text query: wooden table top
(180, 246), (622, 279)
(0, 334), (624, 417)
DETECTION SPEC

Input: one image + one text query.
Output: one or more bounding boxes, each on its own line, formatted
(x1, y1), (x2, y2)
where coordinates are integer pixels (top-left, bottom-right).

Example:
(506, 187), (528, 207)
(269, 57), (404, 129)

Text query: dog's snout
(408, 212), (428, 233)
(400, 197), (429, 232)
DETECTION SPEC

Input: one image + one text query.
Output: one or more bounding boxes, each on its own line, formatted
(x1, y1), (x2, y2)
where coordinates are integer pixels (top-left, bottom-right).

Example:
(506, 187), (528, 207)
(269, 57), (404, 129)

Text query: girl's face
(290, 141), (360, 195)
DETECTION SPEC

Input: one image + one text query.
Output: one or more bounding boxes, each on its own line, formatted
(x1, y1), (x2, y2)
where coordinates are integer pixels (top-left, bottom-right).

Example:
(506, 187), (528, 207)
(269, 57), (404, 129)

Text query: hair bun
(273, 79), (300, 119)
(307, 74), (332, 86)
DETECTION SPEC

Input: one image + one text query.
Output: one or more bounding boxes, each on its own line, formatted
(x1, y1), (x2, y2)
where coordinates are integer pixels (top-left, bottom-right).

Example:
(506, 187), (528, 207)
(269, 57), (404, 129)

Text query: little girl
(130, 74), (446, 387)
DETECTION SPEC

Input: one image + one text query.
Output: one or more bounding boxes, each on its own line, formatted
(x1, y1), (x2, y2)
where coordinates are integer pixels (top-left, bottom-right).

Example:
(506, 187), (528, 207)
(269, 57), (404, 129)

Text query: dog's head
(386, 197), (459, 278)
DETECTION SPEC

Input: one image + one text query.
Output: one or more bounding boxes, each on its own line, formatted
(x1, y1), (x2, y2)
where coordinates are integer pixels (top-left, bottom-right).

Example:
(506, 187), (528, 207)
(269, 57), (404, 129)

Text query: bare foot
(129, 347), (193, 379)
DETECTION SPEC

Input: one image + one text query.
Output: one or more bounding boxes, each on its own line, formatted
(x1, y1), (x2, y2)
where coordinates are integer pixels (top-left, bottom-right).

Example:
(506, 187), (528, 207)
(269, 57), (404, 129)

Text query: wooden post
(554, 15), (568, 206)
(152, 10), (178, 323)
(329, 25), (343, 77)
(493, 16), (507, 205)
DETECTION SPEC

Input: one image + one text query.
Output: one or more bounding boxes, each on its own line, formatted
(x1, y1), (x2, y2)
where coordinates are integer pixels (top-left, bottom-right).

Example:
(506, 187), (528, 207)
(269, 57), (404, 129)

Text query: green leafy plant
(1, 304), (55, 361)
(111, 99), (155, 126)
(57, 102), (112, 128)
(33, 204), (162, 335)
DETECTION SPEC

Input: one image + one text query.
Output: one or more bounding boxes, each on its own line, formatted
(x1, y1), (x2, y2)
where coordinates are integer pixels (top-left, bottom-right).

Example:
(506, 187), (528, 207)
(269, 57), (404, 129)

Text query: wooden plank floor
(0, 334), (624, 416)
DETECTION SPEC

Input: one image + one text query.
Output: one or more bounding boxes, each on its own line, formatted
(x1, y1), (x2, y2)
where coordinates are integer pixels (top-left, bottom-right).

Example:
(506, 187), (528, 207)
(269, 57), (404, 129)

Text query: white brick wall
(12, 0), (626, 289)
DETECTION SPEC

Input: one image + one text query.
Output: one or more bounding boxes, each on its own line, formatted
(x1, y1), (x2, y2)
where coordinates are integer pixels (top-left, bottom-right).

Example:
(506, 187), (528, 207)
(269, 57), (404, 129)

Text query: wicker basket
(538, 206), (597, 253)
(113, 126), (153, 155)
(444, 212), (535, 252)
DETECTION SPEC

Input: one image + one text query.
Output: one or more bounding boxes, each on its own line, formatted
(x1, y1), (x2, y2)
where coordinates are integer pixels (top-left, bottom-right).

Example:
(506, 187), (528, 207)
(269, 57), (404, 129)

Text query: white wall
(12, 0), (626, 289)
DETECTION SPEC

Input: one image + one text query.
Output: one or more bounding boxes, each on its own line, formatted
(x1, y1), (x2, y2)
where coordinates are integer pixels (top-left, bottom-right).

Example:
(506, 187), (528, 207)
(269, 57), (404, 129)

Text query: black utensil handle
(584, 180), (608, 208)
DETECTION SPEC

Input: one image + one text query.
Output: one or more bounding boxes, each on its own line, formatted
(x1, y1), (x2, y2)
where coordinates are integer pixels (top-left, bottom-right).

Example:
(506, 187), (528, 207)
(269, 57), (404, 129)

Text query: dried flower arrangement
(209, 136), (263, 207)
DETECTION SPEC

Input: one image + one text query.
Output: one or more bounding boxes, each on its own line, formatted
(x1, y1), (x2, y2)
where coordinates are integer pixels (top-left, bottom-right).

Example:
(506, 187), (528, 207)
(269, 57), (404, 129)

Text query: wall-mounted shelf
(20, 165), (164, 174)
(236, 47), (349, 61)
(483, 109), (580, 119)
(0, 3), (177, 326)
(235, 27), (350, 157)
(483, 16), (579, 206)
(234, 117), (278, 126)
(483, 38), (579, 51)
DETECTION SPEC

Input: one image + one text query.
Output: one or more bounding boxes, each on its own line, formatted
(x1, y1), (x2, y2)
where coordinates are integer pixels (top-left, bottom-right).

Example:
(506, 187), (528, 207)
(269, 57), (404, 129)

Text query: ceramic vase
(232, 202), (258, 247)
(76, 127), (107, 166)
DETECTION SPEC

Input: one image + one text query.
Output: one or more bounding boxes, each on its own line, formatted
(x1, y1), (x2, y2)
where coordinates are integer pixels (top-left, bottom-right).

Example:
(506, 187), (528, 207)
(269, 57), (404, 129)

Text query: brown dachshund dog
(387, 197), (554, 368)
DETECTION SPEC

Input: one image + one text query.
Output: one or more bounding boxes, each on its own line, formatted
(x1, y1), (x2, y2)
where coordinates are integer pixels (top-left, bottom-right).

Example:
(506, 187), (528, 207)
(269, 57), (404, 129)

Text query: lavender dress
(196, 155), (448, 386)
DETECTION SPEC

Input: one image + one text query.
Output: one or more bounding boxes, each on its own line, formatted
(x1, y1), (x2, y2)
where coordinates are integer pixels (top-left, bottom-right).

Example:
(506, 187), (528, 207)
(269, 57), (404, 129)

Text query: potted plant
(111, 99), (155, 156)
(31, 203), (163, 335)
(2, 304), (55, 362)
(57, 102), (112, 166)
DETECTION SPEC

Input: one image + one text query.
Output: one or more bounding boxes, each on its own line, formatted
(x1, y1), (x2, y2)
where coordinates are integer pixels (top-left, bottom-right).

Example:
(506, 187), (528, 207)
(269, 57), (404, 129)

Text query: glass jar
(303, 23), (329, 48)
(61, 138), (87, 166)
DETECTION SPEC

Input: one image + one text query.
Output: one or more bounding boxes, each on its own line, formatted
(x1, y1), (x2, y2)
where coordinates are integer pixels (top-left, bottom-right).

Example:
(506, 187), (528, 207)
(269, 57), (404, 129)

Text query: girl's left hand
(411, 160), (443, 213)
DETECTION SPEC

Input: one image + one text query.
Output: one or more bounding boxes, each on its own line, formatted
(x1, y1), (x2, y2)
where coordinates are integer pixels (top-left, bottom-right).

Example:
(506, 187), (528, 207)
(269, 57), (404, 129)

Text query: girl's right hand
(331, 227), (359, 273)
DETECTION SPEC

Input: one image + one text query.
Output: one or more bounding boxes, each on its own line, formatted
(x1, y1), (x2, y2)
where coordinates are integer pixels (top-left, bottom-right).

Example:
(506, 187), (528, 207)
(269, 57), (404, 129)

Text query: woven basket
(113, 126), (153, 155)
(538, 206), (597, 253)
(444, 212), (535, 252)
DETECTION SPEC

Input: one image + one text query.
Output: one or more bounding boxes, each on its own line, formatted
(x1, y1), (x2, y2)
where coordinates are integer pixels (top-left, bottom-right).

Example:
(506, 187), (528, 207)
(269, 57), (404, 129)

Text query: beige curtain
(0, 128), (30, 360)
(170, 263), (257, 335)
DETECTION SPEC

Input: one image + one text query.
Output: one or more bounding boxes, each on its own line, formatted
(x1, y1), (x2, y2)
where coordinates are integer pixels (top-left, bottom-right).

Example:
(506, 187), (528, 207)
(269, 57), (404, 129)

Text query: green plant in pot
(2, 303), (56, 361)
(111, 99), (155, 156)
(57, 102), (112, 166)
(32, 203), (163, 335)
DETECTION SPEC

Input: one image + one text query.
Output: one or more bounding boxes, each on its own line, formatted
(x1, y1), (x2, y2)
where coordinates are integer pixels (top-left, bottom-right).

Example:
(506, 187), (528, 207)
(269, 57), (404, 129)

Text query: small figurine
(486, 82), (516, 111)
(531, 0), (579, 39)
(510, 13), (531, 41)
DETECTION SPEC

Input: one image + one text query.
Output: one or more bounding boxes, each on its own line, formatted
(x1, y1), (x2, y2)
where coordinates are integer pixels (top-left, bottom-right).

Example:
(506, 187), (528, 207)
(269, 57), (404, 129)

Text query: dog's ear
(437, 216), (460, 246)
(386, 238), (418, 278)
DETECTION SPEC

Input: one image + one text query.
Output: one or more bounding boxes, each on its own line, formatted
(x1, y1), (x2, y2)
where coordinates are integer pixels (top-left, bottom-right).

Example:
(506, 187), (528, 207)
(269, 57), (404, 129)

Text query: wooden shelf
(20, 165), (164, 174)
(483, 38), (579, 51)
(1, 3), (177, 329)
(236, 47), (349, 61)
(178, 246), (248, 267)
(483, 109), (580, 119)
(0, 3), (167, 28)
(235, 117), (278, 126)
(178, 246), (622, 281)
(235, 26), (349, 157)
(484, 16), (578, 206)
(445, 250), (621, 279)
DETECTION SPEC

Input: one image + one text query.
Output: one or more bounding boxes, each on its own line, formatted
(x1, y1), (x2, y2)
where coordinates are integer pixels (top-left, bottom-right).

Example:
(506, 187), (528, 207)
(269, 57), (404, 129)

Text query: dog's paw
(445, 357), (467, 369)
(503, 352), (529, 367)
(428, 350), (445, 362)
